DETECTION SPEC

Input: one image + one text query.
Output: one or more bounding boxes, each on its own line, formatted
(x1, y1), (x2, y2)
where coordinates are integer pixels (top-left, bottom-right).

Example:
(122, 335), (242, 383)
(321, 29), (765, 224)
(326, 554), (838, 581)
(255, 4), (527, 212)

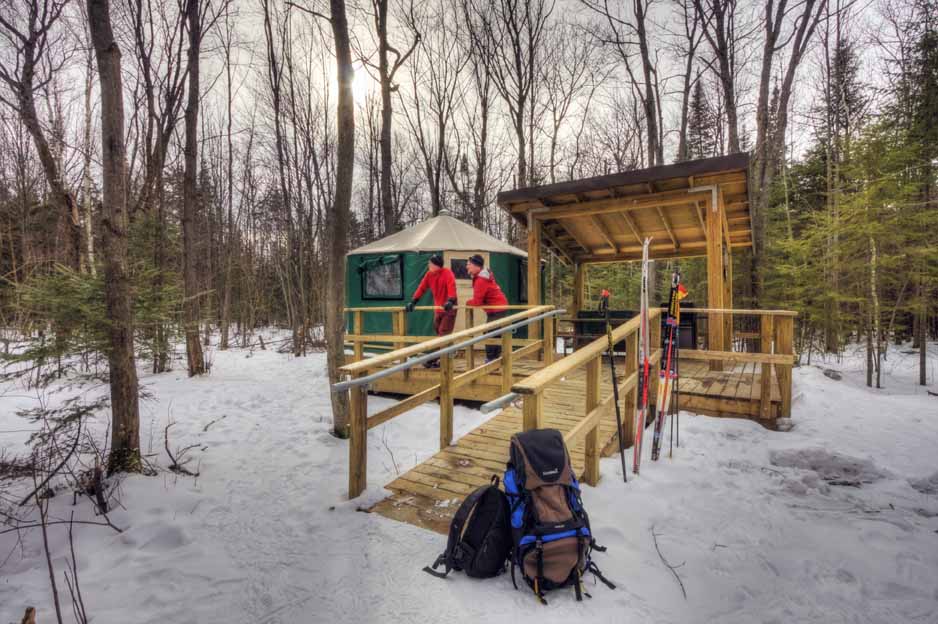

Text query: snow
(2, 337), (937, 623)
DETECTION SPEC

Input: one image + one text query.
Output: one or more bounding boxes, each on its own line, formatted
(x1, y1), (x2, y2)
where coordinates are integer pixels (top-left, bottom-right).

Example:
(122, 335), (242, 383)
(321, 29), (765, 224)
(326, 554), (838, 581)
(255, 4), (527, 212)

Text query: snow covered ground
(2, 336), (937, 623)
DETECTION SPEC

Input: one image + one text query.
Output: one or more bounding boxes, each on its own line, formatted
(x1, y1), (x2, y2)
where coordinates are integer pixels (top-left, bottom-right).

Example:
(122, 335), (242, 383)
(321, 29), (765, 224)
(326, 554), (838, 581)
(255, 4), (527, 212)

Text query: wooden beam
(656, 206), (679, 249)
(679, 350), (795, 365)
(591, 215), (619, 252)
(583, 357), (601, 486)
(572, 263), (585, 317)
(719, 187), (733, 344)
(706, 194), (725, 371)
(348, 376), (367, 499)
(564, 220), (595, 254)
(775, 316), (794, 418)
(539, 224), (575, 265)
(529, 189), (704, 220)
(619, 210), (644, 245)
(759, 315), (774, 420)
(527, 213), (542, 339)
(440, 355), (454, 449)
(695, 202), (707, 242)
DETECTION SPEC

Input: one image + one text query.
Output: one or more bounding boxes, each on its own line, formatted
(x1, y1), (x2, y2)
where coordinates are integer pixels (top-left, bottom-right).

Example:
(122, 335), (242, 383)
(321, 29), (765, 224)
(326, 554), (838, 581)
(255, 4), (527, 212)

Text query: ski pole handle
(599, 289), (610, 313)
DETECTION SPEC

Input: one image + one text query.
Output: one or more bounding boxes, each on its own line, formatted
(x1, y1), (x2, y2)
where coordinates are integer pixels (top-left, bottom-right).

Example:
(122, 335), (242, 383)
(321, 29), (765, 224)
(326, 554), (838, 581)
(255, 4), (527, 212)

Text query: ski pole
(600, 290), (628, 483)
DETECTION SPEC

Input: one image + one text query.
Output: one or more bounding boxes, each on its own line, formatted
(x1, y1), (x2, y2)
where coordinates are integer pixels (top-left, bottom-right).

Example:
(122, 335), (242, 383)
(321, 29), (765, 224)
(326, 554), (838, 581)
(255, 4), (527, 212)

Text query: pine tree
(687, 79), (718, 160)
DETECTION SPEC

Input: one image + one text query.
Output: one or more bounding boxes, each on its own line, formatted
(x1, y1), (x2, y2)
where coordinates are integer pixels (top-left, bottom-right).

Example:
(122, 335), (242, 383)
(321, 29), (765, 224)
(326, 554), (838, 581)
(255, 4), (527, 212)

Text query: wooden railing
(338, 305), (560, 499)
(344, 304), (543, 363)
(681, 308), (796, 419)
(511, 308), (663, 486)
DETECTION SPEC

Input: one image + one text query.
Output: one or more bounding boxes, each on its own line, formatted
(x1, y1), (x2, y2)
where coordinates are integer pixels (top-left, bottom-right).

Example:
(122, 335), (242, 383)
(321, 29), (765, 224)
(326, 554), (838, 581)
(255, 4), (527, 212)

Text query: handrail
(333, 308), (564, 392)
(340, 305), (555, 375)
(512, 307), (662, 396)
(345, 304), (537, 312)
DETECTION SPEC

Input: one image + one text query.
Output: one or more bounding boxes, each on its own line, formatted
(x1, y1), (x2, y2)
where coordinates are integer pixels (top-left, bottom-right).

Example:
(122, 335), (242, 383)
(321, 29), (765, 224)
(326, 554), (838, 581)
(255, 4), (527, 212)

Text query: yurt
(346, 214), (530, 337)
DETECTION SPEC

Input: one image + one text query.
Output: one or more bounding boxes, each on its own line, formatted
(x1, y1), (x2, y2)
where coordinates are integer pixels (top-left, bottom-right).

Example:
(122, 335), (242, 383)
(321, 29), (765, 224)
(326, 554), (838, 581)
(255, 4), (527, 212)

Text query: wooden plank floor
(368, 354), (786, 534)
(370, 365), (619, 534)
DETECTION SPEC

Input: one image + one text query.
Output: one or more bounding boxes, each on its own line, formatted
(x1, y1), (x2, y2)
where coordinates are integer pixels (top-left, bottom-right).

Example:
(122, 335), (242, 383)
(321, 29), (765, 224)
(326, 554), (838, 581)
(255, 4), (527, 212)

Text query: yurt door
(444, 250), (490, 332)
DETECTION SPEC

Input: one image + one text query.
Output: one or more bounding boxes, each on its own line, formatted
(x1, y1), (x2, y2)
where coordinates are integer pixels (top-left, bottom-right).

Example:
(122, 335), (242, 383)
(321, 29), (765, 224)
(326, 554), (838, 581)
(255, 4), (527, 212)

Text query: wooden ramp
(370, 365), (619, 534)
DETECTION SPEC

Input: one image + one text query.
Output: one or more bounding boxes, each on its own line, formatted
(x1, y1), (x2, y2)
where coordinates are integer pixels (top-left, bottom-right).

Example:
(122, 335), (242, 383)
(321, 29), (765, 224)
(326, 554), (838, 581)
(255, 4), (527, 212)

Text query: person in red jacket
(406, 254), (457, 368)
(466, 254), (509, 362)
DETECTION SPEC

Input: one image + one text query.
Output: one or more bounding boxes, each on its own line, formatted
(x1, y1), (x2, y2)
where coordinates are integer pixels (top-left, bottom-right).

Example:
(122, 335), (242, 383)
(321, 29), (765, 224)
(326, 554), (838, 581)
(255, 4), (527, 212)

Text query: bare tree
(693, 0), (744, 154)
(401, 0), (467, 216)
(87, 0), (142, 473)
(328, 0), (354, 436)
(581, 0), (664, 166)
(182, 0), (206, 375)
(750, 0), (828, 300)
(0, 0), (81, 270)
(475, 0), (554, 187)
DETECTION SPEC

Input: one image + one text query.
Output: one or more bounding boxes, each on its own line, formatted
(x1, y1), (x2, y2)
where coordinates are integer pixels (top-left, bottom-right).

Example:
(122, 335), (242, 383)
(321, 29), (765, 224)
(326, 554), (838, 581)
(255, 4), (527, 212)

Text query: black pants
(485, 311), (507, 361)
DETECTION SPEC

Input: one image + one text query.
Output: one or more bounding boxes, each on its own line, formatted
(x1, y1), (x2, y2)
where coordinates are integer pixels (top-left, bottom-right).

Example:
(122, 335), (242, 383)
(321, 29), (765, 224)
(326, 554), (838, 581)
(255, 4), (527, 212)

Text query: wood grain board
(368, 353), (786, 534)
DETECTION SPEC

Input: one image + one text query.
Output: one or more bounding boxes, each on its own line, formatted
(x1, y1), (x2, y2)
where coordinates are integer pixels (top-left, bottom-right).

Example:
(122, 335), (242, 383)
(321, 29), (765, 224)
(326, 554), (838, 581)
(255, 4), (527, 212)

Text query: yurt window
(450, 259), (470, 280)
(360, 255), (404, 299)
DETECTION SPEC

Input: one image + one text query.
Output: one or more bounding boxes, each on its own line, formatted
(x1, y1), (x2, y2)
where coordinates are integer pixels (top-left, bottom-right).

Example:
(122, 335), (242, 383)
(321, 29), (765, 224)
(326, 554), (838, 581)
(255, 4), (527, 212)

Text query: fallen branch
(164, 422), (200, 477)
(0, 519), (123, 536)
(651, 524), (687, 600)
(202, 415), (227, 432)
(20, 607), (36, 624)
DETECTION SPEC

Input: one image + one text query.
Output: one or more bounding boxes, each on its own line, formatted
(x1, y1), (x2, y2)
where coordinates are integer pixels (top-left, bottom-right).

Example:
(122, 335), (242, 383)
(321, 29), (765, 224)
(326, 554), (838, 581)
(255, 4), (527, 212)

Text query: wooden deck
(369, 353), (786, 534)
(370, 364), (621, 534)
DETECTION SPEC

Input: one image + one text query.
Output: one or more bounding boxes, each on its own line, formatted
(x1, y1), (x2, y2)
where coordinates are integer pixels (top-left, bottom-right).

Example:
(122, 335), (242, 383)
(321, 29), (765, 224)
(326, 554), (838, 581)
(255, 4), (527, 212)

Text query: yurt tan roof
(348, 214), (527, 257)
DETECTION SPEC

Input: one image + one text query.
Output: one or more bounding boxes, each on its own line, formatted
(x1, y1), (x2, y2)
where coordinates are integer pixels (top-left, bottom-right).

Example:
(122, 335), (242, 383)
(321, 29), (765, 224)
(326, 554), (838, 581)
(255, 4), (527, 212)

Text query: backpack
(423, 475), (512, 579)
(504, 428), (616, 604)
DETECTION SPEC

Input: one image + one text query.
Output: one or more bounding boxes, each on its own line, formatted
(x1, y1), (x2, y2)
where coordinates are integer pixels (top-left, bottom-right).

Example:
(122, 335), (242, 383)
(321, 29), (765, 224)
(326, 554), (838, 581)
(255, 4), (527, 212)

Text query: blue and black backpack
(504, 428), (615, 604)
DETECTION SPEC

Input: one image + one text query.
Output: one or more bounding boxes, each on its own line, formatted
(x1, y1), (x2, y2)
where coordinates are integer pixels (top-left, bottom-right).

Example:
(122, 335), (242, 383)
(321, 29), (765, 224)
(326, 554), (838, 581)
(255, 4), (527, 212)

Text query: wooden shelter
(497, 153), (751, 352)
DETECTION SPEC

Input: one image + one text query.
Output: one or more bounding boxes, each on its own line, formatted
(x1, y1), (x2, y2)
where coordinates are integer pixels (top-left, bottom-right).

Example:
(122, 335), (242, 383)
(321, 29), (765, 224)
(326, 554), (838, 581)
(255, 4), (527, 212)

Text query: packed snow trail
(2, 338), (937, 623)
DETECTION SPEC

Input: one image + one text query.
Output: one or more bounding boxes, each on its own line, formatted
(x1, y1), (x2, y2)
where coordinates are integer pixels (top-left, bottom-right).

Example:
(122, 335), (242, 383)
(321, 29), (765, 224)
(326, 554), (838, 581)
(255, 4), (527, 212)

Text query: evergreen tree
(687, 79), (718, 160)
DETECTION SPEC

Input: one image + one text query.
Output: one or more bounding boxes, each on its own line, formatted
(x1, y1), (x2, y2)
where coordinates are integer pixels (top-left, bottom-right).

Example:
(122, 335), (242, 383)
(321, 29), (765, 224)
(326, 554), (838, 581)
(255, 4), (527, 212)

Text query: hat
(429, 254), (444, 267)
(469, 254), (485, 268)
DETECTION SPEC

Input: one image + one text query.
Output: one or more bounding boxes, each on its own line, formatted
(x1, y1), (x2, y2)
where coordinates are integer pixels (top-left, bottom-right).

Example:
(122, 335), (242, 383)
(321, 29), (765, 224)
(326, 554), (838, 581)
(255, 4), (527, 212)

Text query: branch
(285, 1), (331, 23)
(651, 524), (687, 599)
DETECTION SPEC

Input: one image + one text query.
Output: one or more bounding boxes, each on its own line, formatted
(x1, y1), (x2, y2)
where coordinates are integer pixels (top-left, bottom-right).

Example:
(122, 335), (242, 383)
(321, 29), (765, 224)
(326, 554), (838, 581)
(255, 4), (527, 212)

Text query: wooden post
(348, 375), (367, 499)
(353, 310), (364, 362)
(572, 263), (585, 317)
(706, 191), (725, 371)
(542, 315), (555, 364)
(440, 354), (454, 449)
(527, 212), (541, 339)
(623, 331), (638, 448)
(775, 316), (794, 419)
(466, 308), (476, 370)
(501, 331), (513, 394)
(584, 356), (601, 486)
(522, 393), (542, 431)
(759, 314), (774, 419)
(720, 187), (734, 348)
(393, 310), (405, 352)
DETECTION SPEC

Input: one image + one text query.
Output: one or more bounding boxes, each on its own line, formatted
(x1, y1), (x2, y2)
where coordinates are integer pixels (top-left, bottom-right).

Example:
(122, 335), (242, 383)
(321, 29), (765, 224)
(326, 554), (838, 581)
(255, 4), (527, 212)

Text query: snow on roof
(348, 214), (527, 257)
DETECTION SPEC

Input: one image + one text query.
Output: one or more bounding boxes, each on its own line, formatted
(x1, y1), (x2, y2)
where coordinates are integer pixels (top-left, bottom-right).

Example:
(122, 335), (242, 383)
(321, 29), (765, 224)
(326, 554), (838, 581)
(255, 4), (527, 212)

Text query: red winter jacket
(412, 267), (457, 308)
(467, 268), (508, 314)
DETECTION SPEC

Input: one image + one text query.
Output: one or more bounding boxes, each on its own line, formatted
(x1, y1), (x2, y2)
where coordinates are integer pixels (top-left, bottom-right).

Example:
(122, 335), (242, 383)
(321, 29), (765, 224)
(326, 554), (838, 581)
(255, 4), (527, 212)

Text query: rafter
(618, 210), (644, 245)
(590, 215), (619, 253)
(656, 207), (679, 249)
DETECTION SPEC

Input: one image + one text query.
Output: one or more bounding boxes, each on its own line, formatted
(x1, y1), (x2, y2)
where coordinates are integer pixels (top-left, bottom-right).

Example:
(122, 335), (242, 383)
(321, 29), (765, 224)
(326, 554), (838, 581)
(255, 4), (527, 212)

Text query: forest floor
(1, 334), (937, 623)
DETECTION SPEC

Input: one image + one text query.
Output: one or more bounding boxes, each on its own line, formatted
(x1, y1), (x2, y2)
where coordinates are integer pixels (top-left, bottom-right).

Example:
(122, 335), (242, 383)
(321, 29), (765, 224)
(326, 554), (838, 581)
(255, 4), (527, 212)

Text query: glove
(405, 300), (417, 313)
(443, 298), (456, 312)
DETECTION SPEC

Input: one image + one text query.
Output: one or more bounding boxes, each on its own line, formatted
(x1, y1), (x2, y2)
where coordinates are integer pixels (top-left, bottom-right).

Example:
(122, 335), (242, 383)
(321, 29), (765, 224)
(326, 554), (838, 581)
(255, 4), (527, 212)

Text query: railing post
(348, 374), (368, 499)
(522, 393), (542, 431)
(466, 308), (476, 370)
(584, 356), (601, 486)
(760, 314), (774, 419)
(542, 315), (555, 364)
(623, 331), (638, 448)
(775, 315), (794, 419)
(353, 310), (364, 363)
(501, 331), (513, 394)
(440, 353), (454, 449)
(393, 310), (405, 352)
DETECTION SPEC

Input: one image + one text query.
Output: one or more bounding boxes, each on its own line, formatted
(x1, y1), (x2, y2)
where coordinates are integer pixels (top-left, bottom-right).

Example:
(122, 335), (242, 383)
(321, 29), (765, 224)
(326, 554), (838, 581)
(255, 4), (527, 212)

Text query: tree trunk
(183, 0), (206, 375)
(328, 0), (354, 437)
(87, 0), (141, 474)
